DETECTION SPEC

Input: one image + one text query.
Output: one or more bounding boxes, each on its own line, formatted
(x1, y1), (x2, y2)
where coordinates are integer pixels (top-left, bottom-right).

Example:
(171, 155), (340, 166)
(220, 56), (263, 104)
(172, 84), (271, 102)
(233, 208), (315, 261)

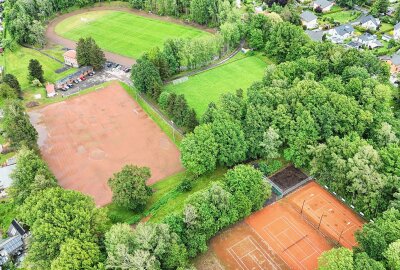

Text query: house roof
(300, 11), (317, 22)
(55, 66), (93, 85)
(358, 32), (377, 42)
(395, 22), (400, 30)
(391, 54), (400, 66)
(46, 83), (55, 95)
(63, 50), (76, 59)
(306, 30), (324, 41)
(0, 164), (16, 189)
(8, 220), (27, 237)
(347, 41), (362, 49)
(359, 15), (379, 26)
(334, 24), (354, 36)
(0, 236), (23, 255)
(314, 0), (333, 9)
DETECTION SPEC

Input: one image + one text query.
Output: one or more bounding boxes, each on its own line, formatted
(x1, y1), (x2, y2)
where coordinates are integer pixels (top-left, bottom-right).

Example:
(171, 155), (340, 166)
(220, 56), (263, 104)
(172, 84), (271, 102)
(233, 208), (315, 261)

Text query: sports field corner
(29, 82), (183, 206)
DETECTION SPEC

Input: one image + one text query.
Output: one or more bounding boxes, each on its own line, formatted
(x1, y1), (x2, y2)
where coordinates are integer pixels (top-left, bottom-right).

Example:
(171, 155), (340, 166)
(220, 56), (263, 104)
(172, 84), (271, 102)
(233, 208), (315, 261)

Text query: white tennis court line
(263, 216), (319, 270)
(227, 236), (282, 270)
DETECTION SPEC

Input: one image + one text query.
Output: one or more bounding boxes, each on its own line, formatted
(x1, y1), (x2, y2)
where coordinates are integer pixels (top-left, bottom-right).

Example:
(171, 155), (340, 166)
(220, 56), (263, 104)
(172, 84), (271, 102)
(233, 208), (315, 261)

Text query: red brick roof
(63, 50), (76, 59)
(46, 83), (55, 95)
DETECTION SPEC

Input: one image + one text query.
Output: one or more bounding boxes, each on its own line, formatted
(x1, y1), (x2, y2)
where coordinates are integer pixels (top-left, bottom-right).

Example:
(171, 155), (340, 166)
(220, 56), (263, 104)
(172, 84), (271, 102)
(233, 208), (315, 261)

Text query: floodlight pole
(301, 199), (306, 214)
(337, 228), (345, 245)
(171, 121), (175, 142)
(318, 213), (324, 230)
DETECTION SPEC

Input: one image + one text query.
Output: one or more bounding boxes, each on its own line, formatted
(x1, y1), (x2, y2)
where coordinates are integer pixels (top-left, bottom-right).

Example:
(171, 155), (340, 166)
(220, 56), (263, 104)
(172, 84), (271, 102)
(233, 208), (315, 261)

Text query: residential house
(300, 11), (318, 29)
(386, 53), (400, 73)
(355, 33), (383, 49)
(63, 49), (79, 68)
(55, 66), (93, 89)
(382, 34), (393, 41)
(356, 15), (380, 31)
(305, 30), (324, 42)
(394, 22), (400, 40)
(46, 83), (56, 98)
(327, 24), (355, 43)
(0, 220), (28, 266)
(313, 0), (334, 12)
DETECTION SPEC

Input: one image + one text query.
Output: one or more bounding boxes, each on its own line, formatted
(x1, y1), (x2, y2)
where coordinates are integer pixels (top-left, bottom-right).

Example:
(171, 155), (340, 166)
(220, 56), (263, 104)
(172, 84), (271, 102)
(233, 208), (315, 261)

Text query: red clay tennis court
(208, 222), (290, 270)
(287, 181), (365, 248)
(29, 82), (183, 206)
(246, 200), (334, 270)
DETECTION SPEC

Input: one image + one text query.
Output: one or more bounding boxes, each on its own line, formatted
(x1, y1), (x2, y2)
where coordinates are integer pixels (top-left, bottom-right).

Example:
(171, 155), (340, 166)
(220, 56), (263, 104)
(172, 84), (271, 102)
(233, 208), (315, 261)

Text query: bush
(178, 176), (195, 192)
(258, 160), (283, 176)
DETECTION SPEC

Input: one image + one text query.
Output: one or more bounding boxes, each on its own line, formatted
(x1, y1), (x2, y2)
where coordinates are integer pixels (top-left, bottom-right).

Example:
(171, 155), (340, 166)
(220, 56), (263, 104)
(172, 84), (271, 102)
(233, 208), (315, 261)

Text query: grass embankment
(55, 10), (210, 59)
(164, 53), (269, 116)
(106, 168), (227, 224)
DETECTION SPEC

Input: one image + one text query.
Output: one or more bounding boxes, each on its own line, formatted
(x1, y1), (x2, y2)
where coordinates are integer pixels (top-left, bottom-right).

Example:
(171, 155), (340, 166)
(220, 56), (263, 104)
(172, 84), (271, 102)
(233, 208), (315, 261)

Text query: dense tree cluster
(76, 37), (106, 70)
(164, 165), (271, 257)
(159, 92), (199, 131)
(3, 74), (22, 98)
(19, 188), (110, 269)
(28, 59), (44, 83)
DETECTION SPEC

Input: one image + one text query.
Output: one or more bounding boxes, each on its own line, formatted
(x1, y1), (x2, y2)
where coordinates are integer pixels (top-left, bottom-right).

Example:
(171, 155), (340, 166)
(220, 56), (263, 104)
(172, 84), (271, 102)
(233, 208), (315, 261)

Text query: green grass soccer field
(164, 54), (269, 116)
(55, 10), (210, 59)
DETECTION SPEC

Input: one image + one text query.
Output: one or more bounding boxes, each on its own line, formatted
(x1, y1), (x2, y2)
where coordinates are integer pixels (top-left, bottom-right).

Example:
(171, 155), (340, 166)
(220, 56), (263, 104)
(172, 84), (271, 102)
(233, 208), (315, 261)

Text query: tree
(260, 127), (282, 160)
(131, 56), (163, 99)
(384, 239), (400, 270)
(180, 124), (218, 176)
(3, 74), (22, 97)
(19, 188), (109, 269)
(318, 248), (354, 270)
(2, 99), (38, 149)
(163, 39), (182, 76)
(354, 252), (385, 270)
(51, 239), (104, 270)
(28, 59), (44, 83)
(10, 148), (57, 204)
(0, 83), (18, 100)
(211, 112), (247, 166)
(76, 37), (106, 70)
(371, 0), (389, 17)
(108, 165), (152, 211)
(224, 165), (271, 213)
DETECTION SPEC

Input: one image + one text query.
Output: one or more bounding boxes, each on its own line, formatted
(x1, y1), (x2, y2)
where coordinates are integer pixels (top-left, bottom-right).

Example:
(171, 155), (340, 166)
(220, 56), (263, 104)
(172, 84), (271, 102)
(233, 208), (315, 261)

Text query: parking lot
(57, 61), (132, 96)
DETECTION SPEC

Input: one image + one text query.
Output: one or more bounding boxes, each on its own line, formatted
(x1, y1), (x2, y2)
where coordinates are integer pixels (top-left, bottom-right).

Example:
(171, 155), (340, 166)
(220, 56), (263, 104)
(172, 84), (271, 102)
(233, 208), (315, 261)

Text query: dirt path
(45, 6), (216, 67)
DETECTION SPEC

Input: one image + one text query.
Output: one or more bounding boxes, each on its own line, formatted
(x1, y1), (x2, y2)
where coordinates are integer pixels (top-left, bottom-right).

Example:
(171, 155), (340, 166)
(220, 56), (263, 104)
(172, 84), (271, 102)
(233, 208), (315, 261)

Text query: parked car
(73, 79), (79, 84)
(124, 68), (131, 73)
(81, 76), (86, 81)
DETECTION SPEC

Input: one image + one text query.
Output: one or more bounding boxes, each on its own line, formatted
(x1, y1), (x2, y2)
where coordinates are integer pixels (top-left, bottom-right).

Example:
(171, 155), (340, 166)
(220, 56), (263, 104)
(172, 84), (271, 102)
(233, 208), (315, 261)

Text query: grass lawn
(164, 53), (269, 116)
(55, 10), (210, 59)
(106, 168), (227, 224)
(378, 23), (394, 34)
(0, 199), (16, 237)
(0, 45), (77, 89)
(321, 10), (361, 24)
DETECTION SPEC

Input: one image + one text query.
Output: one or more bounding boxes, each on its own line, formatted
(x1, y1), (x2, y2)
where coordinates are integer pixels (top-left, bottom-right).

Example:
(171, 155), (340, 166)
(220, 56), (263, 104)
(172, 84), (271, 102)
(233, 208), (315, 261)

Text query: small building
(313, 0), (334, 12)
(306, 30), (324, 42)
(46, 83), (56, 98)
(63, 50), (79, 68)
(394, 22), (400, 40)
(355, 15), (381, 31)
(386, 53), (400, 73)
(55, 66), (93, 89)
(356, 33), (383, 49)
(327, 24), (355, 43)
(300, 11), (318, 29)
